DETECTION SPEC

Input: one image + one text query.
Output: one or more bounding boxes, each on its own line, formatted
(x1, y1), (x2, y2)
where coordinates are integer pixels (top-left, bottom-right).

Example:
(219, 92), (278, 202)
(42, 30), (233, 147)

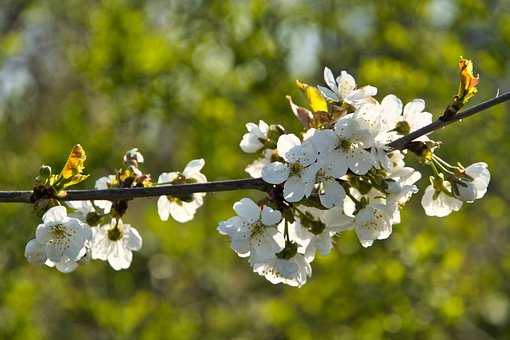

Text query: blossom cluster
(218, 65), (490, 287)
(24, 59), (490, 287)
(25, 148), (207, 272)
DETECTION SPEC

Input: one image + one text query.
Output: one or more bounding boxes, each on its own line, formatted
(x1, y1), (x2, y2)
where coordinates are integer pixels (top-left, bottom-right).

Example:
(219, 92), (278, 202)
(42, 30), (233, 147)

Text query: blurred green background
(0, 0), (509, 339)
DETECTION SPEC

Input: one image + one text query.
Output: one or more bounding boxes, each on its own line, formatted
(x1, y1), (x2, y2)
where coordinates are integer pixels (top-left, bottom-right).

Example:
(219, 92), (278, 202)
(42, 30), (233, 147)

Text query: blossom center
(250, 222), (265, 238)
(51, 224), (70, 239)
(339, 139), (352, 151)
(289, 162), (303, 175)
(108, 227), (123, 241)
(395, 121), (411, 135)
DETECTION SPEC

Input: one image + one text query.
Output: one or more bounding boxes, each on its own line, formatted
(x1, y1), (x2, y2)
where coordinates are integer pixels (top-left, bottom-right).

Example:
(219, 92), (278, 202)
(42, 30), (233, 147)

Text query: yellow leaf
(458, 57), (479, 103)
(60, 144), (87, 179)
(296, 80), (328, 112)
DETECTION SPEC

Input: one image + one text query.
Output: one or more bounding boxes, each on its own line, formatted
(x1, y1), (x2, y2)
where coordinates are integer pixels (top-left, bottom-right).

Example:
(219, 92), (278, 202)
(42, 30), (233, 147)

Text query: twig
(387, 91), (510, 150)
(0, 178), (269, 203)
(0, 92), (509, 204)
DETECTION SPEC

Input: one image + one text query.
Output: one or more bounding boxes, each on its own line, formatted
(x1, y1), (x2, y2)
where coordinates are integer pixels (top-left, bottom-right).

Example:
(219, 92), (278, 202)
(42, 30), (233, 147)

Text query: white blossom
(454, 162), (490, 202)
(91, 218), (142, 270)
(252, 251), (311, 287)
(217, 198), (284, 263)
(352, 204), (393, 248)
(421, 182), (462, 217)
(381, 95), (432, 141)
(288, 207), (346, 261)
(318, 67), (377, 107)
(261, 134), (319, 202)
(32, 206), (92, 264)
(240, 120), (269, 153)
(25, 236), (91, 273)
(157, 159), (207, 223)
(332, 112), (377, 175)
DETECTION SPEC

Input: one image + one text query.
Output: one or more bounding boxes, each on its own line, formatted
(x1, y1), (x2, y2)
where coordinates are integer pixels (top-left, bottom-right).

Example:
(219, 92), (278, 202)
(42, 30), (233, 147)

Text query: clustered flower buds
(23, 60), (490, 288)
(219, 64), (490, 287)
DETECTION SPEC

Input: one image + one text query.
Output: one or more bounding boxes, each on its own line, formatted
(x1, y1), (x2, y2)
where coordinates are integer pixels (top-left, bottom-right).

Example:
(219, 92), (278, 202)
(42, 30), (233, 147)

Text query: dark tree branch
(0, 91), (508, 204)
(387, 91), (510, 150)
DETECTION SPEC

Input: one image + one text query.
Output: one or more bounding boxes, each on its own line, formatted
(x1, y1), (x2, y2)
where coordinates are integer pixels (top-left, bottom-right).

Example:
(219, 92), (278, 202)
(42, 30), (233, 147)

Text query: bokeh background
(0, 0), (510, 339)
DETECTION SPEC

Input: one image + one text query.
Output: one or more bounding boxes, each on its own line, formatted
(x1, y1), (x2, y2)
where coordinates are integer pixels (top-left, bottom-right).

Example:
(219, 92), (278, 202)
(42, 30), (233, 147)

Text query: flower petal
(261, 162), (290, 184)
(126, 225), (143, 251)
(283, 175), (306, 202)
(233, 198), (260, 223)
(403, 98), (425, 117)
(261, 206), (282, 226)
(183, 159), (205, 177)
(157, 196), (171, 221)
(319, 178), (346, 208)
(276, 134), (301, 159)
(42, 206), (67, 224)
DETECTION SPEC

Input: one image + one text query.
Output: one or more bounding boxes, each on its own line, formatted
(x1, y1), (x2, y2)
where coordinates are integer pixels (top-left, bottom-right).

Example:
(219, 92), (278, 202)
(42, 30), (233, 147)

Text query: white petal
(285, 142), (318, 166)
(283, 175), (306, 202)
(183, 159), (205, 177)
(347, 147), (375, 175)
(55, 258), (79, 273)
(323, 207), (354, 232)
(334, 114), (355, 139)
(245, 157), (270, 178)
(408, 111), (432, 131)
(95, 175), (114, 190)
(319, 178), (346, 208)
(240, 133), (264, 153)
(323, 67), (338, 92)
(336, 71), (357, 99)
(233, 198), (261, 223)
(46, 242), (66, 263)
(42, 206), (67, 224)
(169, 201), (196, 223)
(230, 239), (251, 257)
(250, 229), (285, 263)
(108, 243), (133, 270)
(158, 172), (179, 184)
(25, 239), (47, 264)
(320, 150), (348, 178)
(403, 99), (425, 117)
(35, 224), (52, 244)
(258, 120), (269, 136)
(380, 94), (403, 128)
(261, 206), (282, 226)
(301, 164), (319, 197)
(91, 227), (111, 261)
(318, 85), (339, 102)
(125, 226), (142, 251)
(277, 134), (301, 159)
(261, 162), (290, 184)
(306, 129), (337, 154)
(421, 185), (462, 217)
(466, 162), (490, 184)
(157, 196), (171, 221)
(93, 200), (112, 214)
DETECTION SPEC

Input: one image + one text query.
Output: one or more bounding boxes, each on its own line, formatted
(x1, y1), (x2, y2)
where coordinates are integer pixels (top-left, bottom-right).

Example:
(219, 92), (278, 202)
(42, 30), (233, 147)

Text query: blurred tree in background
(0, 0), (510, 338)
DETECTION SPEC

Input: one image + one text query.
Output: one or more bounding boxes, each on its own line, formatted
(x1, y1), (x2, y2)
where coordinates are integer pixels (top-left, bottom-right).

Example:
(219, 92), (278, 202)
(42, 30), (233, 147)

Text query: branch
(0, 178), (269, 203)
(0, 91), (509, 204)
(387, 91), (510, 150)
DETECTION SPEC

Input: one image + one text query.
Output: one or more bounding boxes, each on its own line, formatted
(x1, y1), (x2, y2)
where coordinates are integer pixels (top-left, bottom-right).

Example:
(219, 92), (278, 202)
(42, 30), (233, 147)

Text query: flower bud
(39, 165), (52, 179)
